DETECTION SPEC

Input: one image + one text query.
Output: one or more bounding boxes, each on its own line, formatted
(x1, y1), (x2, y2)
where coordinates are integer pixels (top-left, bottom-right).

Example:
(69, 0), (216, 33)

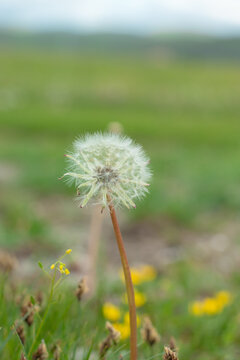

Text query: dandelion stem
(107, 194), (137, 360)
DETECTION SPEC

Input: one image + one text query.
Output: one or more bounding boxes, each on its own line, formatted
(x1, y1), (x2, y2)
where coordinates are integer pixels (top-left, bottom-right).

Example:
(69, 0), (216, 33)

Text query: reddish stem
(107, 195), (137, 360)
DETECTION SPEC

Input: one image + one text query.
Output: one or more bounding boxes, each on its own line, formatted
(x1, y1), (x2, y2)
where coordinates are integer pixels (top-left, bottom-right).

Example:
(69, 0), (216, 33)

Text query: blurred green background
(1, 33), (240, 224)
(1, 32), (240, 360)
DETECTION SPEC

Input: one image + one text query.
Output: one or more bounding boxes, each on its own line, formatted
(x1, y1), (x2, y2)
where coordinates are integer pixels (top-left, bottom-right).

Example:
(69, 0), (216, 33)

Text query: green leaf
(38, 261), (43, 270)
(84, 343), (93, 360)
(30, 295), (36, 305)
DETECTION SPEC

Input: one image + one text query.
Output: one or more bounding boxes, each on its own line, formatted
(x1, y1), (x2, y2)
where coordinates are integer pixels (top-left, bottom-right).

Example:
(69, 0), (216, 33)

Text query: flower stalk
(61, 132), (151, 360)
(107, 195), (137, 360)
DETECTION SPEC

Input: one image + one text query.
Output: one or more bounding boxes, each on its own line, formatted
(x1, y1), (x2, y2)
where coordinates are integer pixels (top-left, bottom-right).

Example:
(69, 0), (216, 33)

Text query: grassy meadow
(0, 36), (240, 359)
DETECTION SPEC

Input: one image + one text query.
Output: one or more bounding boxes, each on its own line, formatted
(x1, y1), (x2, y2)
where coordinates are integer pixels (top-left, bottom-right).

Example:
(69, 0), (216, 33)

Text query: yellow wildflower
(66, 249), (72, 254)
(202, 297), (222, 315)
(125, 268), (142, 285)
(102, 303), (121, 322)
(124, 290), (147, 308)
(58, 263), (67, 274)
(120, 265), (157, 286)
(135, 291), (147, 307)
(189, 291), (232, 317)
(123, 312), (141, 327)
(65, 268), (70, 275)
(216, 291), (232, 307)
(140, 265), (157, 282)
(189, 301), (204, 316)
(112, 323), (130, 340)
(49, 251), (71, 276)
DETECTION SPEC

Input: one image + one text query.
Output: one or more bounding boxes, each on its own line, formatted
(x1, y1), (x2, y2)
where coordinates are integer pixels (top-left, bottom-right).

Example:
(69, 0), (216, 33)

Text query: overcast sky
(1, 0), (240, 35)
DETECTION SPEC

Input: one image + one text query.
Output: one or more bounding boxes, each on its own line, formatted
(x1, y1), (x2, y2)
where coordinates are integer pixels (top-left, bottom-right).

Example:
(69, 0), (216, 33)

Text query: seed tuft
(33, 340), (49, 360)
(99, 321), (121, 359)
(75, 278), (88, 301)
(163, 346), (178, 360)
(15, 323), (25, 345)
(21, 299), (35, 327)
(169, 337), (177, 352)
(141, 317), (160, 346)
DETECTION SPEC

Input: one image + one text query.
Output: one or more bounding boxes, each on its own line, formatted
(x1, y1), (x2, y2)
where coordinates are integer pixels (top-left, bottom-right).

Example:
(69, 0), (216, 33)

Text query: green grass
(1, 47), (240, 359)
(1, 258), (240, 360)
(0, 50), (240, 221)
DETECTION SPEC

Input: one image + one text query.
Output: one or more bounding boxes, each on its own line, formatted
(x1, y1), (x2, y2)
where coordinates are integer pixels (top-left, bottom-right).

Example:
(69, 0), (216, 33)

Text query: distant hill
(1, 30), (240, 60)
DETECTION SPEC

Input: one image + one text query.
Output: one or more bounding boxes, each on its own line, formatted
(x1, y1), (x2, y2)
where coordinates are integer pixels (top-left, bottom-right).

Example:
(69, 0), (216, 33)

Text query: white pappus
(61, 132), (151, 209)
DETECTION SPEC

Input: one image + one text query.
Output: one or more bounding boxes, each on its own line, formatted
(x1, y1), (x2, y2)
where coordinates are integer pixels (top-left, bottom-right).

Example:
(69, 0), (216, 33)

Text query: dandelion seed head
(62, 133), (151, 209)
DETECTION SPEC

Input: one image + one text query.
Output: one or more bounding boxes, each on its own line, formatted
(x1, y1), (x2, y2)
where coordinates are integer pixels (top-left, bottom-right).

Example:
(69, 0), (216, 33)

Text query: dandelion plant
(61, 133), (151, 360)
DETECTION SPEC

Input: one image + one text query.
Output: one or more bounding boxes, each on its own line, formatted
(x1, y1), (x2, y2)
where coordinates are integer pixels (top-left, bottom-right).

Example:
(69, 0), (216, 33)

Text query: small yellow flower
(202, 298), (221, 315)
(120, 268), (142, 285)
(130, 269), (143, 285)
(189, 301), (204, 316)
(123, 290), (146, 308)
(112, 323), (130, 340)
(102, 303), (121, 322)
(189, 291), (232, 317)
(50, 264), (55, 270)
(65, 268), (70, 275)
(120, 265), (157, 286)
(59, 264), (64, 271)
(66, 249), (72, 254)
(135, 291), (147, 307)
(215, 291), (232, 307)
(123, 312), (141, 327)
(140, 265), (157, 282)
